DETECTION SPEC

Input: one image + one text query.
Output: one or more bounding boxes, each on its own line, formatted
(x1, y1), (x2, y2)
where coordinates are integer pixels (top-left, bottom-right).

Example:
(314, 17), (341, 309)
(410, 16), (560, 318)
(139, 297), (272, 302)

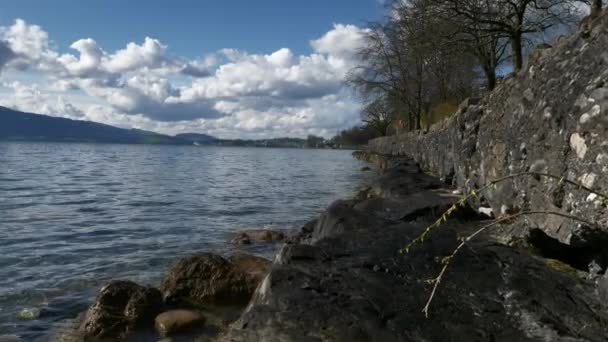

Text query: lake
(0, 142), (374, 340)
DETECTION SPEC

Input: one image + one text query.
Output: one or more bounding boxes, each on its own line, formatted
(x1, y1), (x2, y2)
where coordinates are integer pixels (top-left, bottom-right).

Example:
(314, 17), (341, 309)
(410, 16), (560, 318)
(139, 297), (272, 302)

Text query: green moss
(545, 259), (579, 275)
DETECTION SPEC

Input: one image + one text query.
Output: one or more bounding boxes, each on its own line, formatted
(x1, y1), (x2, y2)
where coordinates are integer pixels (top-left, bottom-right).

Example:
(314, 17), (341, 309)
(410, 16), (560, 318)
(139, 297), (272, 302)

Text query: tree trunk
(483, 66), (497, 91)
(408, 112), (414, 132)
(592, 0), (602, 16)
(510, 32), (523, 72)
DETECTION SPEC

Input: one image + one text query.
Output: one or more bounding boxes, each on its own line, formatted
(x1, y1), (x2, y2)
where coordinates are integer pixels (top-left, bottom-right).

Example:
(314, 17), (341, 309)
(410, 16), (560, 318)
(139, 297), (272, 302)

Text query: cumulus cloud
(58, 39), (105, 77)
(2, 19), (49, 60)
(0, 19), (367, 138)
(311, 24), (369, 59)
(105, 37), (167, 73)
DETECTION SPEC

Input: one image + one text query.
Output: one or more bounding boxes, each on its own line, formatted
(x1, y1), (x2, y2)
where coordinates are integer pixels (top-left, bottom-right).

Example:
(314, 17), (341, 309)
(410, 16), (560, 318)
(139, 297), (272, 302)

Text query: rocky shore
(56, 153), (608, 341)
(51, 11), (608, 342)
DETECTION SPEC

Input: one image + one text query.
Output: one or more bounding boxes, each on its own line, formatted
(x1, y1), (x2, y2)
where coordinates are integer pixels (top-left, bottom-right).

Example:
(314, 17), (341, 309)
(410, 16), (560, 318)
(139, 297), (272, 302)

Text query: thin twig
(402, 172), (608, 253)
(421, 210), (598, 318)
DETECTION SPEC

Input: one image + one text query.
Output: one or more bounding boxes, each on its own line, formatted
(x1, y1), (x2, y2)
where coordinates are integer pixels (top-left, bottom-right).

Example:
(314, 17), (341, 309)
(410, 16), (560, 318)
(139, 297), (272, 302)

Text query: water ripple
(0, 142), (375, 339)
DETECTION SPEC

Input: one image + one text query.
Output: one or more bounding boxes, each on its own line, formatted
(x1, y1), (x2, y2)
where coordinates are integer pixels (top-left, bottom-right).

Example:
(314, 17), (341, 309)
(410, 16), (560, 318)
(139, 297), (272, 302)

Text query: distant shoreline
(0, 139), (363, 150)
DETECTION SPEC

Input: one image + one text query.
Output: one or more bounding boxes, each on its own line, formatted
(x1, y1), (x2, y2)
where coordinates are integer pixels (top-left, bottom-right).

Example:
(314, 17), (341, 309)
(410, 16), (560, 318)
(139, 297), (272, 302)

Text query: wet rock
(223, 206), (608, 341)
(286, 219), (317, 244)
(155, 310), (205, 337)
(161, 253), (263, 306)
(79, 280), (163, 340)
(231, 229), (285, 245)
(228, 252), (272, 279)
(276, 244), (327, 265)
(221, 152), (608, 341)
(312, 200), (391, 242)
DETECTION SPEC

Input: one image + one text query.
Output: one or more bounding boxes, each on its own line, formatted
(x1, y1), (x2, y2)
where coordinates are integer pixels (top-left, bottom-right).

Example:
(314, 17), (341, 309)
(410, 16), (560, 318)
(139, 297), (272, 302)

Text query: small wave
(94, 182), (123, 187)
(0, 178), (23, 182)
(56, 199), (98, 206)
(0, 186), (37, 191)
(125, 200), (176, 207)
(0, 203), (41, 210)
(75, 207), (105, 213)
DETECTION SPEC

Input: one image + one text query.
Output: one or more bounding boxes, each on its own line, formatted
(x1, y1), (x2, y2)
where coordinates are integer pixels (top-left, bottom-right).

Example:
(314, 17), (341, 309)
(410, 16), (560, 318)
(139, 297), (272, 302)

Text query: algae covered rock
(161, 253), (269, 306)
(79, 280), (163, 340)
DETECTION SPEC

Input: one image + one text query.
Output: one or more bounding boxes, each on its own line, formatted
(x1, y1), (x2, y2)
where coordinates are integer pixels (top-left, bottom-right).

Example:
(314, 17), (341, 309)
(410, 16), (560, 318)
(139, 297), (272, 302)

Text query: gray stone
(222, 153), (608, 341)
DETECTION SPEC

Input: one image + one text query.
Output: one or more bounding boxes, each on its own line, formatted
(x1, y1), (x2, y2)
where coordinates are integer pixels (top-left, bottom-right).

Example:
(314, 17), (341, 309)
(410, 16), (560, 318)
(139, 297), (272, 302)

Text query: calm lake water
(0, 142), (374, 340)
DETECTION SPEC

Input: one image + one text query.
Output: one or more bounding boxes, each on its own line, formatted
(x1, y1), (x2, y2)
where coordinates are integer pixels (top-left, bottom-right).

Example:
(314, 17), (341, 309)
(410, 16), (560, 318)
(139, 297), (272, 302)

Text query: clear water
(0, 142), (374, 340)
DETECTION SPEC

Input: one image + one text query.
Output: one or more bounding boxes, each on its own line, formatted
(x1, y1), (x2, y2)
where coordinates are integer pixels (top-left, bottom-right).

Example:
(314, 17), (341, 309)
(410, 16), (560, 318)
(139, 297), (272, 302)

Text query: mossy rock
(544, 259), (579, 276)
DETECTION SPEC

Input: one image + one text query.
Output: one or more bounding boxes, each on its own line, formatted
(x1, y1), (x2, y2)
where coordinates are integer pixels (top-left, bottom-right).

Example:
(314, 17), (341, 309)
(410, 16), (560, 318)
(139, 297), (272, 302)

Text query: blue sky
(0, 1), (382, 139)
(0, 0), (382, 56)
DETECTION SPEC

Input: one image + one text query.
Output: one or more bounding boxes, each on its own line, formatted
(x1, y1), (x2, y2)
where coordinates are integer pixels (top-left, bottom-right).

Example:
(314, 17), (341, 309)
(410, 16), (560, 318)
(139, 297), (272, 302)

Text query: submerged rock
(231, 229), (286, 245)
(155, 309), (205, 337)
(16, 308), (40, 321)
(161, 253), (268, 306)
(79, 280), (163, 340)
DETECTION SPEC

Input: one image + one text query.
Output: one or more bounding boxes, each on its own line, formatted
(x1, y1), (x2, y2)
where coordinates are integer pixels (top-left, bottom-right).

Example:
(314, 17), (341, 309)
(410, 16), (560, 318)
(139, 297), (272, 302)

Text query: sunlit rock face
(368, 13), (608, 248)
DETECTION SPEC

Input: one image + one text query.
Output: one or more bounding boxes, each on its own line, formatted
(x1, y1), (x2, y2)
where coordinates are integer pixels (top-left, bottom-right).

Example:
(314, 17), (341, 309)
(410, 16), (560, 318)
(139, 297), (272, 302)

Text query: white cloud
(0, 19), (367, 138)
(310, 24), (369, 60)
(0, 81), (84, 118)
(105, 37), (167, 73)
(2, 19), (49, 60)
(59, 38), (104, 77)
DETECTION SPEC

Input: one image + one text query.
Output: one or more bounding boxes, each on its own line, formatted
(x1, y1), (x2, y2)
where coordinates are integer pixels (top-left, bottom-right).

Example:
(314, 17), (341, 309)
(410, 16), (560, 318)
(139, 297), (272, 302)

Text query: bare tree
(361, 97), (395, 136)
(430, 8), (509, 91)
(438, 0), (581, 71)
(347, 22), (424, 130)
(348, 0), (584, 133)
(349, 0), (477, 131)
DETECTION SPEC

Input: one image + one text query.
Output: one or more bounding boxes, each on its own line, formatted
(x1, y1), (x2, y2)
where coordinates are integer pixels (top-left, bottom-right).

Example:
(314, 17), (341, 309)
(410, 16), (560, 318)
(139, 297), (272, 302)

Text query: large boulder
(221, 155), (608, 341)
(160, 253), (269, 306)
(79, 280), (163, 340)
(223, 212), (608, 341)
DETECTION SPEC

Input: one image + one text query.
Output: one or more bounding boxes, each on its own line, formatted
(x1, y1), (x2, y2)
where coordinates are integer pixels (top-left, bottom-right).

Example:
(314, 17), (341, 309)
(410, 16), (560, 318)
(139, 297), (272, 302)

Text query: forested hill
(0, 107), (318, 148)
(0, 107), (189, 145)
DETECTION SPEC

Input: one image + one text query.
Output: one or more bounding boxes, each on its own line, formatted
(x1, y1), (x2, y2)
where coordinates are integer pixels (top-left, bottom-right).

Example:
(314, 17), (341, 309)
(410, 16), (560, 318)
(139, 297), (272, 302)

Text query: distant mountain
(175, 133), (219, 144)
(0, 106), (325, 149)
(0, 107), (188, 145)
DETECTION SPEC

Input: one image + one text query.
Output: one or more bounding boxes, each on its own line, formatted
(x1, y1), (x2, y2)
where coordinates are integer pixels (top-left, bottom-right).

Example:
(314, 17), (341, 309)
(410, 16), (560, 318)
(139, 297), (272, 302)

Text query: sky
(0, 0), (384, 139)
